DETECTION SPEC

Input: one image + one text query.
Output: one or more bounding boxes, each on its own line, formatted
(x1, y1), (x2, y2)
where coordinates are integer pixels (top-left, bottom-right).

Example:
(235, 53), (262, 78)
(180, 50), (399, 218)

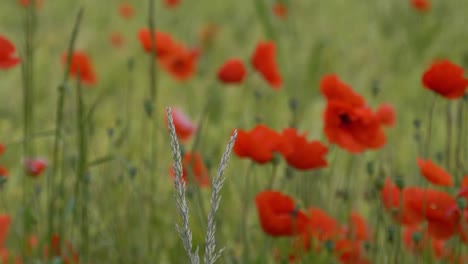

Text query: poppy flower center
(339, 113), (352, 124)
(172, 57), (186, 69)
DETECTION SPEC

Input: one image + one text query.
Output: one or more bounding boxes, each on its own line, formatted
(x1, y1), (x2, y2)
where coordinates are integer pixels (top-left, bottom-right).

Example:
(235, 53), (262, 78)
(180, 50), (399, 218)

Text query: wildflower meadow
(0, 0), (467, 263)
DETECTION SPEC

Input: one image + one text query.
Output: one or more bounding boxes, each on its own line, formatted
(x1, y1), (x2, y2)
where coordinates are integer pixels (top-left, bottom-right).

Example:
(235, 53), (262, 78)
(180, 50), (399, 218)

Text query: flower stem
(50, 7), (84, 244)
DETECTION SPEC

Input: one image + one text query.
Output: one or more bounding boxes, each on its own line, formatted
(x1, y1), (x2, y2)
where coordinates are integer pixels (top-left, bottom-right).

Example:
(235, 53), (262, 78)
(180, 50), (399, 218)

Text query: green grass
(0, 0), (467, 263)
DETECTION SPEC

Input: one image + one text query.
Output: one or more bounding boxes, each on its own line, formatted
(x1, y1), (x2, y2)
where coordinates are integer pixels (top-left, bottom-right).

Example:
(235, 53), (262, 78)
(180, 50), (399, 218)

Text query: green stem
(146, 0), (158, 257)
(51, 7), (84, 242)
(20, 3), (37, 254)
(75, 75), (89, 262)
(424, 95), (437, 158)
(240, 162), (255, 263)
(445, 102), (453, 172)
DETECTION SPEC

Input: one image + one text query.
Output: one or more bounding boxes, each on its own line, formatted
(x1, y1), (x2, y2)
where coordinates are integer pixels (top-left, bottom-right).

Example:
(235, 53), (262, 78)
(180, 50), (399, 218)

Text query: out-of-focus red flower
(170, 152), (210, 187)
(273, 3), (287, 19)
(118, 3), (134, 19)
(323, 101), (386, 153)
(251, 41), (282, 90)
(255, 191), (308, 237)
(62, 51), (97, 86)
(159, 46), (198, 81)
(18, 0), (44, 8)
(165, 107), (196, 142)
(402, 226), (447, 259)
(380, 178), (425, 225)
(0, 35), (21, 70)
(109, 32), (124, 48)
(376, 103), (396, 127)
(334, 239), (369, 264)
(234, 125), (288, 164)
(461, 176), (468, 188)
(26, 235), (38, 254)
(279, 128), (328, 170)
(0, 215), (10, 249)
(404, 187), (458, 240)
(164, 0), (180, 8)
(43, 234), (79, 264)
(347, 212), (371, 242)
(320, 74), (365, 107)
(138, 29), (177, 59)
(217, 58), (246, 84)
(307, 207), (342, 242)
(422, 60), (468, 99)
(0, 167), (8, 178)
(137, 29), (198, 81)
(411, 0), (430, 12)
(25, 158), (47, 177)
(417, 158), (453, 187)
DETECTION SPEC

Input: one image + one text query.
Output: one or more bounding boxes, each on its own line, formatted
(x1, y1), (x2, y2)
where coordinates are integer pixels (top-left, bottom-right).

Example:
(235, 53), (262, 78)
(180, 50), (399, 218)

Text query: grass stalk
(50, 7), (84, 242)
(146, 0), (159, 256)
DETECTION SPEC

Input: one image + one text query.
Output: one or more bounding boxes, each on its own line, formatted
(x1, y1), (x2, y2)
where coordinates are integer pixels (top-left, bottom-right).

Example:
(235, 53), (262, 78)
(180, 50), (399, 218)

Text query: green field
(0, 0), (467, 263)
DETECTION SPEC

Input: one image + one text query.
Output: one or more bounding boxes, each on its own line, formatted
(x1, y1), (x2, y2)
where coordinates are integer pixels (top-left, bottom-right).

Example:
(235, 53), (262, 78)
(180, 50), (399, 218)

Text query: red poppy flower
(462, 176), (468, 188)
(411, 0), (430, 12)
(0, 35), (21, 70)
(109, 32), (124, 48)
(25, 158), (47, 177)
(164, 0), (180, 8)
(402, 226), (447, 259)
(381, 178), (400, 211)
(280, 128), (328, 170)
(376, 103), (396, 127)
(417, 158), (453, 187)
(273, 3), (287, 19)
(255, 191), (308, 237)
(0, 215), (10, 249)
(320, 75), (365, 107)
(404, 187), (458, 240)
(323, 101), (386, 153)
(44, 234), (79, 263)
(0, 166), (8, 178)
(347, 212), (370, 242)
(217, 58), (246, 84)
(307, 207), (342, 242)
(251, 41), (282, 90)
(137, 29), (177, 59)
(380, 178), (425, 225)
(18, 0), (44, 8)
(170, 152), (210, 187)
(159, 45), (197, 81)
(233, 125), (287, 164)
(118, 3), (134, 19)
(62, 51), (97, 85)
(165, 107), (196, 142)
(334, 239), (369, 264)
(422, 59), (468, 99)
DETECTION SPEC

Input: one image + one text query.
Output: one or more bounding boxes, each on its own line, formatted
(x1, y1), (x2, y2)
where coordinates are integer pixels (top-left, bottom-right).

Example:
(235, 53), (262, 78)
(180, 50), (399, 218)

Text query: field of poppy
(0, 0), (467, 263)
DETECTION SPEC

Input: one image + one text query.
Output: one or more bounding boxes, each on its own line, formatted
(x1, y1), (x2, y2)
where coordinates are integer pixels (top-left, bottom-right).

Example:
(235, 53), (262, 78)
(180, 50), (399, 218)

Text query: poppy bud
(128, 166), (137, 178)
(288, 98), (298, 111)
(412, 232), (422, 244)
(395, 176), (404, 189)
(386, 226), (396, 243)
(366, 161), (375, 176)
(324, 240), (334, 252)
(144, 100), (154, 117)
(457, 197), (467, 210)
(413, 119), (421, 129)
